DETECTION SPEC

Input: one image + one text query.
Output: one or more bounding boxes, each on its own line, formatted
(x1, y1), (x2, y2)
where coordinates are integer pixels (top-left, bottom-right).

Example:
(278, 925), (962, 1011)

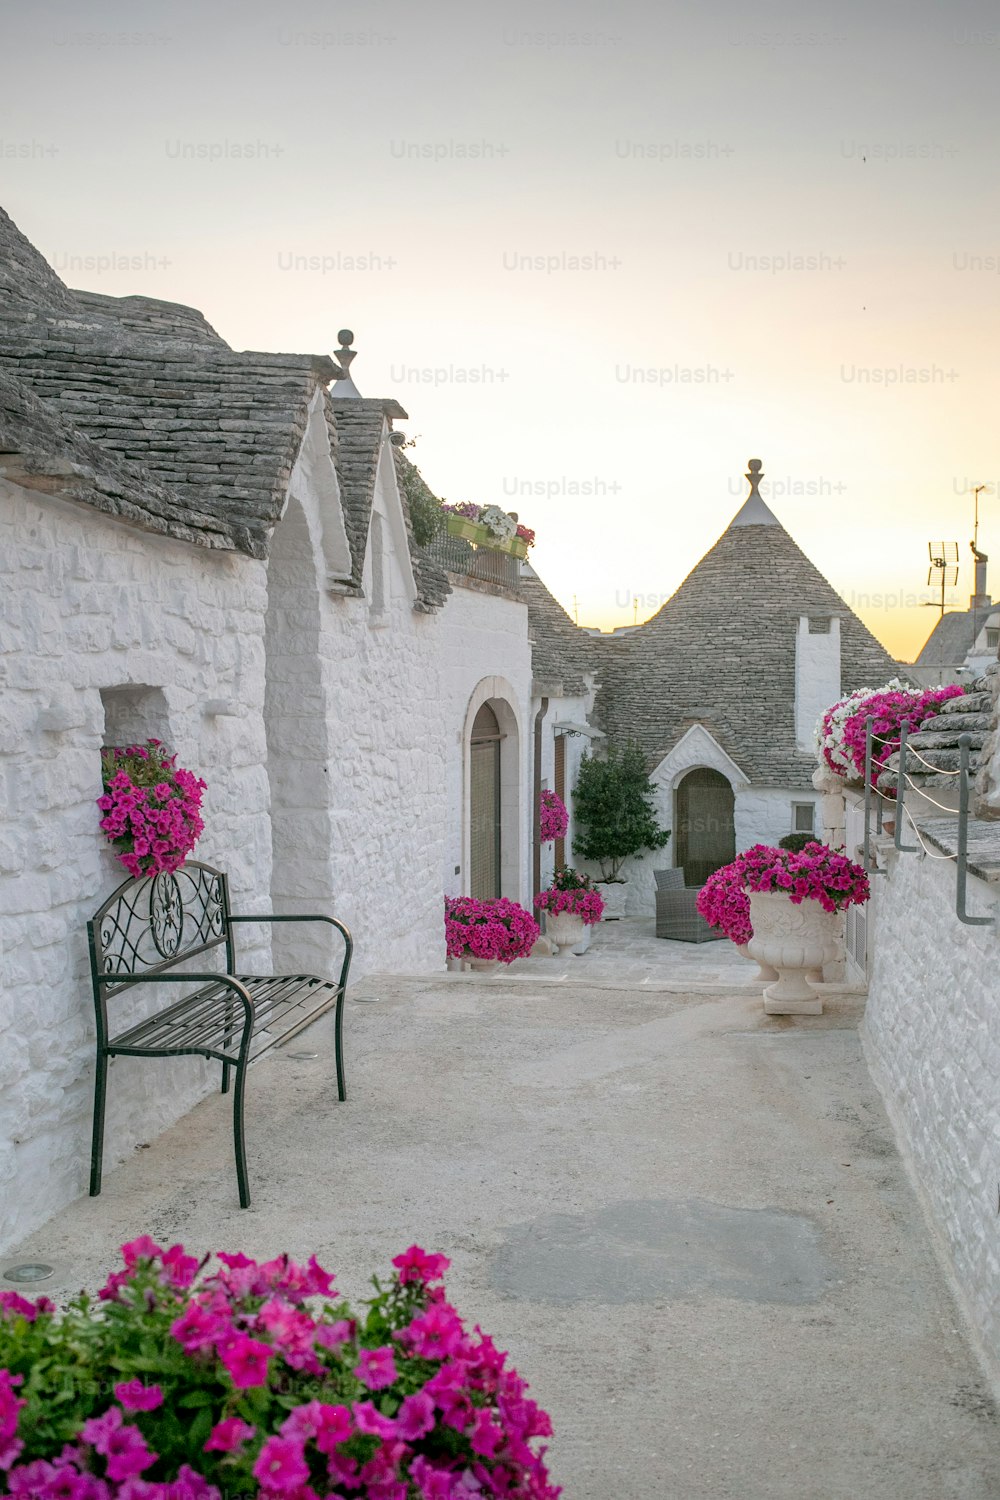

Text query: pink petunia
(113, 1381), (163, 1413)
(218, 1334), (272, 1389)
(353, 1346), (397, 1390)
(252, 1436), (310, 1494)
(396, 1391), (435, 1441)
(80, 1407), (155, 1482)
(204, 1417), (256, 1453)
(391, 1246), (451, 1285)
(352, 1401), (398, 1440)
(0, 1369), (25, 1470)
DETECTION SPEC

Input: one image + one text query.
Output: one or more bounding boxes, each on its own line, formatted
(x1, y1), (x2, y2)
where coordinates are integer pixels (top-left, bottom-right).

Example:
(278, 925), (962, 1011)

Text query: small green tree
(572, 740), (670, 881)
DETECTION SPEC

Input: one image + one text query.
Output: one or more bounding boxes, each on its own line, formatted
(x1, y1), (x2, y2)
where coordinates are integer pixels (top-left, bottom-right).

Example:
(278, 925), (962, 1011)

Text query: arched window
(675, 767), (735, 887)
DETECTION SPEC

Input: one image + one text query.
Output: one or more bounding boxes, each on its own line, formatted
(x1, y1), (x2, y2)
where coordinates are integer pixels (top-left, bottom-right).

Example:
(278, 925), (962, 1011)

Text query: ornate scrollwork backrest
(89, 862), (229, 990)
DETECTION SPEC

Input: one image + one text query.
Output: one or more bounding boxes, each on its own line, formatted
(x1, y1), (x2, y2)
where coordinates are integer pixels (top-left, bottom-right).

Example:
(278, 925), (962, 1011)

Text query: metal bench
(87, 861), (352, 1208)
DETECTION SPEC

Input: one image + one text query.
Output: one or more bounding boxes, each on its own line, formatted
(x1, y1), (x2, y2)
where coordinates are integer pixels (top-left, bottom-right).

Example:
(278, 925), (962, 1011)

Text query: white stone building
(0, 207), (596, 1252)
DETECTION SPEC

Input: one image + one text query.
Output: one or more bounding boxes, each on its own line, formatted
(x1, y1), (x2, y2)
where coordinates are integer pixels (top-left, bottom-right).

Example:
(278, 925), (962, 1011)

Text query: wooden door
(675, 768), (735, 887)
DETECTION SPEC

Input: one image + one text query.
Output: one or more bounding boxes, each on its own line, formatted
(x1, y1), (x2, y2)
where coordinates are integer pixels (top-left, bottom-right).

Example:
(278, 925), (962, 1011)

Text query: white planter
(747, 892), (841, 1015)
(735, 942), (779, 982)
(596, 879), (627, 920)
(571, 922), (593, 956)
(546, 911), (586, 953)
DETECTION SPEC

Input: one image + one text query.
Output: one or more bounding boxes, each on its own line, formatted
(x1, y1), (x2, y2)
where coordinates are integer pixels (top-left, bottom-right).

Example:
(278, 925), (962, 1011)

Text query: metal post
(863, 716), (882, 874)
(956, 733), (993, 927)
(894, 721), (919, 853)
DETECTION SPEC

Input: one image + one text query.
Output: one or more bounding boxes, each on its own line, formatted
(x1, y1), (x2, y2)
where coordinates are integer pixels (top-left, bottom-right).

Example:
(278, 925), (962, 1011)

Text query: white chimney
(795, 615), (841, 754)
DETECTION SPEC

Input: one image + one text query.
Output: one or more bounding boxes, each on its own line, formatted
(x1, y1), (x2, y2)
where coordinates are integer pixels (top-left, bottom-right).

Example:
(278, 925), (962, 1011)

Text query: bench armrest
(227, 913), (353, 989)
(96, 971), (254, 1010)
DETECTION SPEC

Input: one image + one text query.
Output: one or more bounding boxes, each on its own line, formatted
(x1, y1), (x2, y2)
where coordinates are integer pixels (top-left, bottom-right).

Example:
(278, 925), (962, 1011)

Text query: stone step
(939, 691), (991, 714)
(881, 746), (977, 775)
(907, 730), (988, 750)
(912, 713), (993, 734)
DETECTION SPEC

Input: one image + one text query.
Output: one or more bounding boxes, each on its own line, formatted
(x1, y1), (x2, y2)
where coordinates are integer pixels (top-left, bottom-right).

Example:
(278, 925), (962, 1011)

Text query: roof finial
(331, 328), (362, 398)
(746, 457), (763, 500)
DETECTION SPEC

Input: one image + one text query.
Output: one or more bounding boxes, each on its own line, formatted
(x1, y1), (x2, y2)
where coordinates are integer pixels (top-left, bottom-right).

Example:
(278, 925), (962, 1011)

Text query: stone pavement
(5, 919), (999, 1499)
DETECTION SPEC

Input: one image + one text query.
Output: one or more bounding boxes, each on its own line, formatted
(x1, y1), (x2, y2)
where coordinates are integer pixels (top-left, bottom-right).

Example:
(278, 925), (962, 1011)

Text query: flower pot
(735, 943), (779, 983)
(445, 515), (491, 546)
(571, 922), (593, 955)
(747, 892), (841, 1015)
(464, 957), (501, 974)
(596, 879), (627, 920)
(507, 536), (529, 559)
(546, 911), (586, 953)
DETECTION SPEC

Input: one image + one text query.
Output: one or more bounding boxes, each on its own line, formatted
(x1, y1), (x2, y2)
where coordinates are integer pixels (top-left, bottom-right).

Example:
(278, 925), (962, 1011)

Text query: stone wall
(864, 846), (1000, 1387)
(0, 480), (272, 1253)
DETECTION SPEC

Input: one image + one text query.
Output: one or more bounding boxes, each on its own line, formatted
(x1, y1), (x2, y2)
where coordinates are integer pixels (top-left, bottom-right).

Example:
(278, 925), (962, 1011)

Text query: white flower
(480, 505), (516, 544)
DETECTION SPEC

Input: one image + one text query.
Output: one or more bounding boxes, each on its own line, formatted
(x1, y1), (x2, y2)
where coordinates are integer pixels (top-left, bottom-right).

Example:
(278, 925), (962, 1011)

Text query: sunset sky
(4, 0), (999, 660)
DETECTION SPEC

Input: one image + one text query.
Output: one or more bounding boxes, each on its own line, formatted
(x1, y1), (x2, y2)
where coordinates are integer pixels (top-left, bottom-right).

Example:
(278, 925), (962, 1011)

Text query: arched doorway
(675, 767), (735, 887)
(470, 702), (503, 899)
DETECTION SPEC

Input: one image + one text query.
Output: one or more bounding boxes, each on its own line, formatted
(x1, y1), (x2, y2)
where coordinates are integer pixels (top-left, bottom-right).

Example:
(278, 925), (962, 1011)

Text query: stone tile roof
(0, 208), (456, 604)
(520, 567), (599, 694)
(594, 509), (899, 788)
(0, 327), (335, 560)
(877, 666), (997, 796)
(0, 366), (239, 551)
(914, 609), (981, 668)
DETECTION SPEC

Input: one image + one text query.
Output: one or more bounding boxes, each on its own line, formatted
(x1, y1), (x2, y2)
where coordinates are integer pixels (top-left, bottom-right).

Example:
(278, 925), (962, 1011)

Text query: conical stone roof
(594, 461), (899, 787)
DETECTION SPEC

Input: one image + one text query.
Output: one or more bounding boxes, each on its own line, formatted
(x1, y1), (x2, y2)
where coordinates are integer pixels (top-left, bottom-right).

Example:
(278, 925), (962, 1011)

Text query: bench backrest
(88, 861), (232, 993)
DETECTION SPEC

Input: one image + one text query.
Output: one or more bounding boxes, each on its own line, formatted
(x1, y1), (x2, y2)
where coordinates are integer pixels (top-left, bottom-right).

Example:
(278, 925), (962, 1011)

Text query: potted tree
(572, 742), (670, 918)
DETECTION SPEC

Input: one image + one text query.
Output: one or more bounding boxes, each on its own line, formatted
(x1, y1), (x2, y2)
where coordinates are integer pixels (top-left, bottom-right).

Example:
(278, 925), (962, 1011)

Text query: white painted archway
(461, 677), (523, 900)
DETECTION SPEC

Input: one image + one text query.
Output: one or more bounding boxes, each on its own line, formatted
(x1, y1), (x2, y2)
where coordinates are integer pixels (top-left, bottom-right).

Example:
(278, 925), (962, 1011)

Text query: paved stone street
(6, 920), (999, 1499)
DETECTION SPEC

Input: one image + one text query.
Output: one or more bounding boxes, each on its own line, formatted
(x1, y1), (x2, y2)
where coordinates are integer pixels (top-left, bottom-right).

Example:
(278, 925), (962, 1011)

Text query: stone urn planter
(747, 892), (841, 1015)
(546, 911), (587, 954)
(735, 943), (779, 983)
(596, 879), (627, 920)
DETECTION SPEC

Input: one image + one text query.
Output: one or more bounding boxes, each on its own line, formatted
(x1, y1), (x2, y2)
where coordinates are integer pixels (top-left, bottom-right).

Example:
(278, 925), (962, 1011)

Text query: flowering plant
(695, 862), (753, 945)
(440, 504), (534, 550)
(0, 1237), (559, 1500)
(534, 868), (605, 925)
(817, 680), (963, 790)
(444, 896), (540, 963)
(538, 791), (568, 844)
(698, 842), (869, 940)
(97, 741), (207, 879)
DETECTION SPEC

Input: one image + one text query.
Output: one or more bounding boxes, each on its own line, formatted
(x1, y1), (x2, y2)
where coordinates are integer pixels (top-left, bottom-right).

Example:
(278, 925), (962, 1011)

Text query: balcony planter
(507, 536), (529, 560)
(445, 514), (492, 546)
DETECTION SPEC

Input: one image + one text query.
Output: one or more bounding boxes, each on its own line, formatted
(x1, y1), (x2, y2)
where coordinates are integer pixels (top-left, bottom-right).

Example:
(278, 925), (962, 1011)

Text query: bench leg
(335, 990), (347, 1102)
(233, 1061), (250, 1209)
(90, 1053), (108, 1197)
(221, 1061), (231, 1095)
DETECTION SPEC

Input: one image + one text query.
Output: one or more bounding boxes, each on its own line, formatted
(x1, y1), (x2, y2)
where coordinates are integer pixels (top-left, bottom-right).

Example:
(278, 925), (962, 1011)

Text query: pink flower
(80, 1408), (154, 1481)
(352, 1401), (398, 1440)
(0, 1370), (25, 1470)
(315, 1318), (355, 1351)
(396, 1391), (435, 1441)
(113, 1381), (163, 1413)
(392, 1246), (451, 1286)
(469, 1407), (505, 1458)
(252, 1436), (310, 1493)
(219, 1333), (272, 1388)
(354, 1345), (397, 1390)
(203, 1417), (255, 1453)
(398, 1303), (464, 1360)
(121, 1236), (163, 1269)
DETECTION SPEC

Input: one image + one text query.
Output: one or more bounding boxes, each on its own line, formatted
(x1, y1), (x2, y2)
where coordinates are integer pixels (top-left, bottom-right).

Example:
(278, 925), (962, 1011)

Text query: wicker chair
(654, 868), (725, 943)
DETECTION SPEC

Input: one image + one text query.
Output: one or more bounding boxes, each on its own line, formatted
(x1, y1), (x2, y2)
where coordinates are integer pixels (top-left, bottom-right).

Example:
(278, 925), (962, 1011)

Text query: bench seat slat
(109, 975), (341, 1061)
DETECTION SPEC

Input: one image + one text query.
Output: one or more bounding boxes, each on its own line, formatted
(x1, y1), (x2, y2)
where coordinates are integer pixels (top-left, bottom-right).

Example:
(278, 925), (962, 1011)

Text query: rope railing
(862, 715), (994, 927)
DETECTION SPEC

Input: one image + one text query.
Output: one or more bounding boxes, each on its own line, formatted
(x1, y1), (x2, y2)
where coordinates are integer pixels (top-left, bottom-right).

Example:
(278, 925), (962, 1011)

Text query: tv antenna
(923, 541), (959, 619)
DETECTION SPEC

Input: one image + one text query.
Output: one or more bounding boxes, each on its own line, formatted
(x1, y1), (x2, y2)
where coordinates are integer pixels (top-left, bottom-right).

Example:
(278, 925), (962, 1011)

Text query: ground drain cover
(491, 1197), (831, 1305)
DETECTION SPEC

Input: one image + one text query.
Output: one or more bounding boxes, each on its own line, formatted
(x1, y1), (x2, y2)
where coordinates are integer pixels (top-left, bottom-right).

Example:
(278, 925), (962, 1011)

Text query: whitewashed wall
(0, 481), (272, 1254)
(864, 848), (1000, 1387)
(437, 587), (534, 908)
